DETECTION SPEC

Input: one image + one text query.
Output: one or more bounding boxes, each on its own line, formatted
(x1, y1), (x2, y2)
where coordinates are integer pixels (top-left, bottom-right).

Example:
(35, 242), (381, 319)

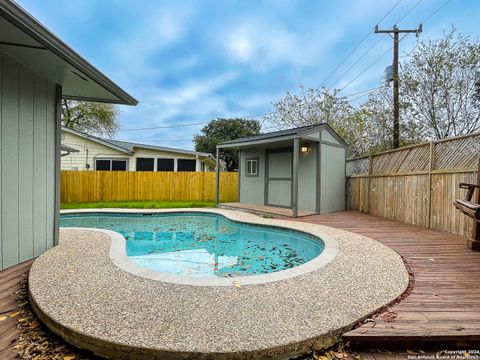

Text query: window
(177, 159), (196, 172)
(111, 160), (127, 171)
(95, 159), (127, 171)
(246, 158), (259, 176)
(136, 157), (154, 171)
(157, 158), (174, 171)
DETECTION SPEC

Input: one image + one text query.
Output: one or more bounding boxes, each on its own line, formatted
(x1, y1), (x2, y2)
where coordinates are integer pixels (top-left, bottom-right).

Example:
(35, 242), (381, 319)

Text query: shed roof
(218, 123), (348, 149)
(0, 1), (137, 105)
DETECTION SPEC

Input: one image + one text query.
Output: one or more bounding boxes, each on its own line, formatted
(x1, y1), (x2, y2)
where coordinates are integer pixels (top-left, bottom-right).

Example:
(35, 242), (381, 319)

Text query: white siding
(0, 52), (56, 270)
(61, 132), (128, 170)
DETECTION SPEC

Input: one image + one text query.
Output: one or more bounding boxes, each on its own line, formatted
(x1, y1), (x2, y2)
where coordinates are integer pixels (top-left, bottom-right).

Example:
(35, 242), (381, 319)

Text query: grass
(60, 200), (216, 210)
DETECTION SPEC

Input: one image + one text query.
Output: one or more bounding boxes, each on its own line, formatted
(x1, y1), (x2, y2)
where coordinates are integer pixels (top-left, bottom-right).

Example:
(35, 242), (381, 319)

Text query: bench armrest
(459, 183), (479, 201)
(459, 183), (479, 190)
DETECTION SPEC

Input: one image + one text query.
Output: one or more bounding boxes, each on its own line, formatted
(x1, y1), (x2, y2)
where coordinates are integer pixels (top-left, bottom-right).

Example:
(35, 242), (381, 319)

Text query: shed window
(95, 159), (127, 171)
(157, 158), (174, 171)
(136, 158), (154, 171)
(177, 159), (196, 172)
(246, 158), (259, 176)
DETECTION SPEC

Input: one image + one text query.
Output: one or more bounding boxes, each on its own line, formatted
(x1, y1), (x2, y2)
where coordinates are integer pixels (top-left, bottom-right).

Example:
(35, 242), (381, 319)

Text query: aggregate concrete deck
(29, 209), (409, 359)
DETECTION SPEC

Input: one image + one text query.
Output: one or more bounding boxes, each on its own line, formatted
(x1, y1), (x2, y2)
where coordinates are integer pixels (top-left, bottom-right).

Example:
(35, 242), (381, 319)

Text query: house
(215, 124), (347, 217)
(0, 1), (137, 270)
(61, 126), (216, 172)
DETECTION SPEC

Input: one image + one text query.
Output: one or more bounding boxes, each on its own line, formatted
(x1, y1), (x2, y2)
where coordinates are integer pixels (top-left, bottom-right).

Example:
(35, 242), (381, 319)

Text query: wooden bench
(454, 158), (480, 250)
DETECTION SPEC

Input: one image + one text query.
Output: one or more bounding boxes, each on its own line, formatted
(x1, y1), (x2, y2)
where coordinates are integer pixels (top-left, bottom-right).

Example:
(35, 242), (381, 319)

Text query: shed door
(266, 150), (292, 207)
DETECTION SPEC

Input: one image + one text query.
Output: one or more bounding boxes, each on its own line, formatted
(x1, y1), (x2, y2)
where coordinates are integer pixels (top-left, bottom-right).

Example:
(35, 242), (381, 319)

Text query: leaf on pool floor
(233, 282), (241, 289)
(0, 316), (8, 321)
(63, 355), (77, 360)
(9, 311), (20, 317)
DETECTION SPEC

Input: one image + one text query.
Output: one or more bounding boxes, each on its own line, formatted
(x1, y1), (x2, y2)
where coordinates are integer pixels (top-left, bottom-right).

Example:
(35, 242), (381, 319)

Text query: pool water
(60, 213), (324, 277)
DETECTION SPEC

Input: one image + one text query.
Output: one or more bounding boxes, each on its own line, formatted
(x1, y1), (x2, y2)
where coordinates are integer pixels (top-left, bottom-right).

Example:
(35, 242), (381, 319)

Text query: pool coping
(60, 208), (340, 286)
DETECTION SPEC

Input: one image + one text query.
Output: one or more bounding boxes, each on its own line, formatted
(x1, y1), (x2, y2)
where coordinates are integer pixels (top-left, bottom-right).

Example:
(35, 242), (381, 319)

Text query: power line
(120, 121), (208, 132)
(344, 86), (384, 98)
(320, 0), (403, 88)
(118, 111), (275, 132)
(338, 45), (393, 92)
(420, 0), (451, 24)
(330, 35), (387, 88)
(396, 0), (424, 24)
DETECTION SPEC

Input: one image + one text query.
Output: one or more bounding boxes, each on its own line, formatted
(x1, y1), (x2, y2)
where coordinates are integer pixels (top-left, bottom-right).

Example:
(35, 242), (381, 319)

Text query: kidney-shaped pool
(60, 212), (324, 277)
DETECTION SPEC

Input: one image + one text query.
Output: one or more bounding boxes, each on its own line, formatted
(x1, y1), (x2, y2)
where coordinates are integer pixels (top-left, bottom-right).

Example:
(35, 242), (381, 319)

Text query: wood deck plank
(290, 210), (480, 347)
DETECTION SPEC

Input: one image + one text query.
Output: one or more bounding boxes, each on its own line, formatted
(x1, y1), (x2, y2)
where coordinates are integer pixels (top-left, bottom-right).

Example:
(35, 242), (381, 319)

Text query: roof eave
(0, 1), (138, 106)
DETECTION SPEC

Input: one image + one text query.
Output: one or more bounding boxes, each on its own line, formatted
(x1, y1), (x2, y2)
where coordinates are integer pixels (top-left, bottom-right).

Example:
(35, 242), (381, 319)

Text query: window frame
(94, 158), (129, 171)
(245, 157), (259, 177)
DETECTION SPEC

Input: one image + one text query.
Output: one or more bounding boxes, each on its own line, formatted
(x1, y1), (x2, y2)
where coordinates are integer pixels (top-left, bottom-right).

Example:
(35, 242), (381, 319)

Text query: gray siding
(298, 143), (317, 212)
(0, 53), (56, 270)
(320, 144), (346, 213)
(239, 149), (265, 205)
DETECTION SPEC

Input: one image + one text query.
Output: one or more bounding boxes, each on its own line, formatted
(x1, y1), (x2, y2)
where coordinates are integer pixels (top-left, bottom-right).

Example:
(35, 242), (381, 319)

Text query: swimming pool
(60, 212), (324, 277)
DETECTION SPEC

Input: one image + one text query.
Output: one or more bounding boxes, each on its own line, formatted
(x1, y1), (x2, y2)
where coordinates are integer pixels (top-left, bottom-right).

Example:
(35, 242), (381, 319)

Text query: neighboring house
(61, 127), (216, 172)
(0, 1), (137, 270)
(216, 124), (348, 217)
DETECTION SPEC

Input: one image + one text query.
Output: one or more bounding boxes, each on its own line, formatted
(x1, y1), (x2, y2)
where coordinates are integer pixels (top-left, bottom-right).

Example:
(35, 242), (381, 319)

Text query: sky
(16, 0), (480, 149)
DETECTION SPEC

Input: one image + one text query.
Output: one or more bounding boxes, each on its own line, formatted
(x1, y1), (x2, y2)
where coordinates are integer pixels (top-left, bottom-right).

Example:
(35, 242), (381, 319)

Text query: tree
(400, 30), (480, 140)
(264, 86), (352, 129)
(62, 99), (120, 137)
(194, 118), (261, 171)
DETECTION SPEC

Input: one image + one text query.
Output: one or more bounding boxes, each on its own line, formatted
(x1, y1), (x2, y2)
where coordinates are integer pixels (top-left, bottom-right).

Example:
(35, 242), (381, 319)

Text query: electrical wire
(396, 0), (424, 24)
(329, 35), (387, 88)
(320, 0), (403, 87)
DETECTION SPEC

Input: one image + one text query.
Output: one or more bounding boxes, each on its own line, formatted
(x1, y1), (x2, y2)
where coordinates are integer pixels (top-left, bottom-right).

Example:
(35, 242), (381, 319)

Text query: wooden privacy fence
(61, 171), (238, 203)
(346, 132), (480, 237)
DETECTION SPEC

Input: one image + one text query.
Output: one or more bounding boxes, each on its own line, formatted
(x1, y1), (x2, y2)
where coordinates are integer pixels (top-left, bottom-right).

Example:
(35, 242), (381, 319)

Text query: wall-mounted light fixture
(301, 146), (309, 153)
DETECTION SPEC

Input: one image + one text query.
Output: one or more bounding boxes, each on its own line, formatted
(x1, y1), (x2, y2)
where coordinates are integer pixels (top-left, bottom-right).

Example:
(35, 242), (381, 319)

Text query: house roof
(61, 127), (213, 159)
(107, 139), (212, 158)
(0, 1), (137, 105)
(218, 123), (348, 148)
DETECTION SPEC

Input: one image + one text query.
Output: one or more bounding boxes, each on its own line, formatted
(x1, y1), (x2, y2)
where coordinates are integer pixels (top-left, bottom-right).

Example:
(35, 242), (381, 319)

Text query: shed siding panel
(45, 83), (56, 250)
(0, 55), (2, 269)
(320, 144), (346, 213)
(1, 57), (20, 268)
(298, 143), (317, 212)
(0, 52), (57, 270)
(239, 149), (265, 205)
(18, 68), (34, 262)
(321, 129), (341, 145)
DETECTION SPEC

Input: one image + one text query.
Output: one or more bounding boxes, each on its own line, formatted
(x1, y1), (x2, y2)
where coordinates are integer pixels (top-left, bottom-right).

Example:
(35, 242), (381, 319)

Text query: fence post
(427, 141), (435, 229)
(366, 155), (373, 213)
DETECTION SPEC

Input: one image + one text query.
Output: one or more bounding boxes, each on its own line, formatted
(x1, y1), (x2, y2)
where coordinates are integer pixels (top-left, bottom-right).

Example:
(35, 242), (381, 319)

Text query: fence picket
(61, 171), (239, 203)
(346, 133), (480, 236)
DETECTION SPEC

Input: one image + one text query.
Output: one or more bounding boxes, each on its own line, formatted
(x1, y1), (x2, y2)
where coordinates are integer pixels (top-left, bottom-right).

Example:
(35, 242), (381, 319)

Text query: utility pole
(375, 24), (422, 149)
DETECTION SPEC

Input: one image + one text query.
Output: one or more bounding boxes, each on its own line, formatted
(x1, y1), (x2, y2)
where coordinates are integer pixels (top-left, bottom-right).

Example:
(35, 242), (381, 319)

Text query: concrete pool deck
(29, 209), (409, 359)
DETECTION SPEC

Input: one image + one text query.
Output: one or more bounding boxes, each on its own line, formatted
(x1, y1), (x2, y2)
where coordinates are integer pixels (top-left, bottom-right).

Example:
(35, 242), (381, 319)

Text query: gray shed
(215, 124), (348, 217)
(0, 1), (137, 270)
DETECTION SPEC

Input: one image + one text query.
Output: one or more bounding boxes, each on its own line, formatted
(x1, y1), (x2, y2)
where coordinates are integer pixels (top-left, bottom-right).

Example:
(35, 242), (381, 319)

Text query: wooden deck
(292, 210), (480, 348)
(1, 211), (479, 357)
(0, 259), (33, 359)
(220, 202), (317, 217)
